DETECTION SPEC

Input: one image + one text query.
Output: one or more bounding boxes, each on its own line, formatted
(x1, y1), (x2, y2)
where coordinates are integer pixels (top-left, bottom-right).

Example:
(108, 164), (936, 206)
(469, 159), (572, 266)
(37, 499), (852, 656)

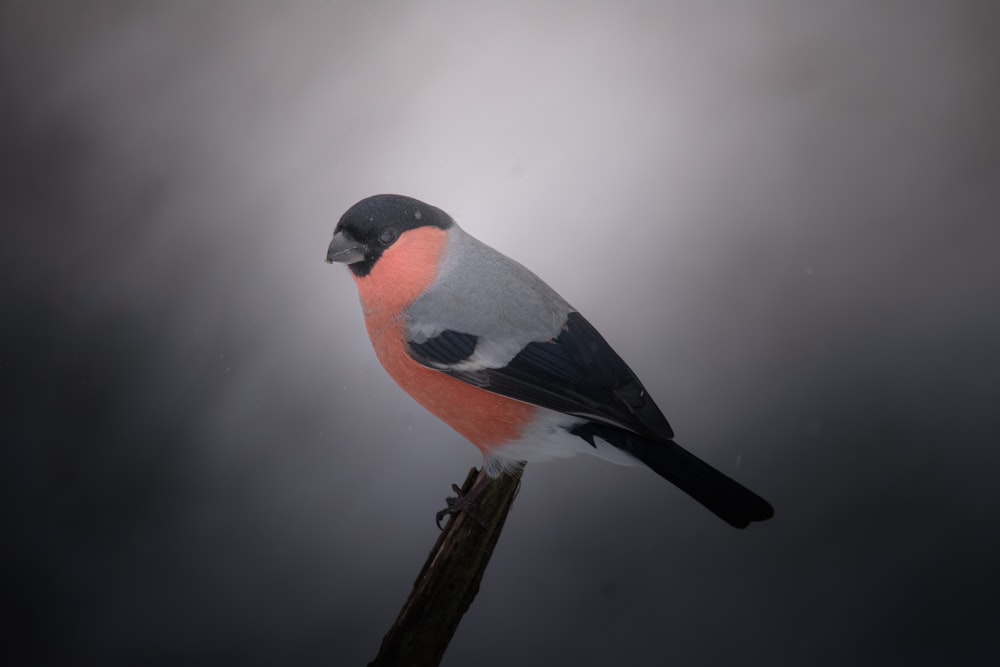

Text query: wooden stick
(369, 464), (524, 667)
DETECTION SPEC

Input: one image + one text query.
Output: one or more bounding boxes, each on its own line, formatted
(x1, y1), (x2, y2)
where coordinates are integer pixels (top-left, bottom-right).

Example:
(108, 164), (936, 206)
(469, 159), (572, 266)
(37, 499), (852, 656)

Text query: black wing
(407, 311), (675, 441)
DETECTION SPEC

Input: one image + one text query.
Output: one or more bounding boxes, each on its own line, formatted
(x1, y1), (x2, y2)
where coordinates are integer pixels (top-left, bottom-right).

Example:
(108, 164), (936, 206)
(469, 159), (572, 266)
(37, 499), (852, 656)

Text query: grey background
(2, 1), (998, 665)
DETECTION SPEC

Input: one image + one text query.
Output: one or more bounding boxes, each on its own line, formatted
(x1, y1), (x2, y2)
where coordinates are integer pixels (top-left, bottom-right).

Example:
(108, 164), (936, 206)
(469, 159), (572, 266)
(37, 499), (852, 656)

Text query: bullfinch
(326, 194), (773, 528)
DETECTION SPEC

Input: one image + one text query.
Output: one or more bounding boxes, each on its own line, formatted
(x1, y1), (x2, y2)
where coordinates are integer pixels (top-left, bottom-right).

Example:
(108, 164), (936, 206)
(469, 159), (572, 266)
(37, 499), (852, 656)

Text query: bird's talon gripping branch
(434, 499), (458, 530)
(434, 489), (461, 529)
(436, 480), (487, 529)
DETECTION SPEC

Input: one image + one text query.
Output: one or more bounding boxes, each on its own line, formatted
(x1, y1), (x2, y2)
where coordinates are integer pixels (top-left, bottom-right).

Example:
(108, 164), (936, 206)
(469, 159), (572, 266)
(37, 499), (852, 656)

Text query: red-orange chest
(353, 227), (535, 451)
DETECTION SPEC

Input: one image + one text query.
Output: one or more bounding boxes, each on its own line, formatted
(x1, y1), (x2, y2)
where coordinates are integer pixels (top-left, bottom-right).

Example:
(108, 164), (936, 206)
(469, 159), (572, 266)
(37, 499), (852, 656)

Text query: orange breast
(354, 227), (536, 451)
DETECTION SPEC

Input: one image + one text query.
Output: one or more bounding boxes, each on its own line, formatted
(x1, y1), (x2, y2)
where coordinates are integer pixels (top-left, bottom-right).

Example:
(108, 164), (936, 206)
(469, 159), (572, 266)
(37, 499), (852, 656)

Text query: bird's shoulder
(404, 226), (573, 364)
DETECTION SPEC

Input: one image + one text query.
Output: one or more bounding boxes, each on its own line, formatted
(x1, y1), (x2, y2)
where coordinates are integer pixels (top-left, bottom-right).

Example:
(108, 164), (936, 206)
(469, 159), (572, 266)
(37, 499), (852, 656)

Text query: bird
(326, 194), (773, 528)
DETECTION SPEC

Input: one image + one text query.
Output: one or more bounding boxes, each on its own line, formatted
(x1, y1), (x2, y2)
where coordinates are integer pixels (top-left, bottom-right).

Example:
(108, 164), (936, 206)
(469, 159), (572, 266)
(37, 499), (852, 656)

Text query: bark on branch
(369, 465), (524, 667)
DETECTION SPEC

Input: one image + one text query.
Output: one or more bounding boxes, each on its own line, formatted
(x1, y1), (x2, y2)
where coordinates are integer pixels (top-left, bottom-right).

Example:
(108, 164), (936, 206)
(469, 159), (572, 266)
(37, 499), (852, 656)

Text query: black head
(326, 194), (454, 277)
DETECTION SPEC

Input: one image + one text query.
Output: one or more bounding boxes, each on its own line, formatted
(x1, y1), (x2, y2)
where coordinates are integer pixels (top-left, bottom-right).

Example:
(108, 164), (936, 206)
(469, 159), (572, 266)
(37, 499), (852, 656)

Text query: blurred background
(2, 1), (998, 665)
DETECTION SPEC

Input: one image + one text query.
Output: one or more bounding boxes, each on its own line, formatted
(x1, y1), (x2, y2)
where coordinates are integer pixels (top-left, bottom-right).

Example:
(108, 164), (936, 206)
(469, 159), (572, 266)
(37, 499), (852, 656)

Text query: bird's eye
(378, 228), (398, 245)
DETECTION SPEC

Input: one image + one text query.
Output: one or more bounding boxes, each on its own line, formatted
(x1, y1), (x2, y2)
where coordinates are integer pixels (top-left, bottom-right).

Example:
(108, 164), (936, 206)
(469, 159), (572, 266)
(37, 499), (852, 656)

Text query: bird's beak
(326, 231), (366, 265)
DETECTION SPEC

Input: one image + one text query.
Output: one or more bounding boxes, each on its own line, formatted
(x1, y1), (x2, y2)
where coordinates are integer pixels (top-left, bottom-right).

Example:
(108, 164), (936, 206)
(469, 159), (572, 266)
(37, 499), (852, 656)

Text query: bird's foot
(435, 476), (489, 529)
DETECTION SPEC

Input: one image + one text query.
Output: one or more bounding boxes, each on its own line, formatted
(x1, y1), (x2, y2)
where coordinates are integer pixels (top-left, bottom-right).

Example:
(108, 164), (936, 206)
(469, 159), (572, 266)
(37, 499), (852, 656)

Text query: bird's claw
(436, 483), (485, 529)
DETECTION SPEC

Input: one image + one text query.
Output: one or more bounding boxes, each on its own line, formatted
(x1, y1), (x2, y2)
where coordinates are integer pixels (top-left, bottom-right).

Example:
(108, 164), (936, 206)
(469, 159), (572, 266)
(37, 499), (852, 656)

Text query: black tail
(571, 423), (774, 528)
